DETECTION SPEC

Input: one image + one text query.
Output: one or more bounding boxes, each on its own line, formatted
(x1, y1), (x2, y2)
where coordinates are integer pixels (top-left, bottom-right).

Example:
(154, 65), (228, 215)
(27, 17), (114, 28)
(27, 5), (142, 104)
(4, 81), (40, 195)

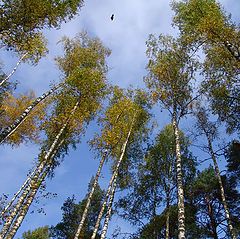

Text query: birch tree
(0, 0), (84, 59)
(172, 0), (240, 61)
(145, 34), (198, 239)
(172, 0), (240, 134)
(0, 32), (110, 238)
(0, 83), (63, 145)
(89, 88), (150, 239)
(194, 106), (237, 239)
(117, 124), (197, 239)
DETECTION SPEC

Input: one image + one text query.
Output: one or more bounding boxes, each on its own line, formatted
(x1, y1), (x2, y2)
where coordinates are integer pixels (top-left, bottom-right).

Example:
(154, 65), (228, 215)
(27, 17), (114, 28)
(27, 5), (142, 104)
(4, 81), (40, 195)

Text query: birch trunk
(0, 162), (40, 220)
(6, 167), (50, 239)
(91, 113), (136, 239)
(74, 152), (107, 239)
(207, 136), (236, 239)
(5, 139), (65, 239)
(165, 190), (170, 239)
(172, 110), (185, 239)
(100, 176), (117, 239)
(0, 101), (79, 238)
(0, 53), (27, 87)
(0, 83), (63, 144)
(224, 41), (240, 61)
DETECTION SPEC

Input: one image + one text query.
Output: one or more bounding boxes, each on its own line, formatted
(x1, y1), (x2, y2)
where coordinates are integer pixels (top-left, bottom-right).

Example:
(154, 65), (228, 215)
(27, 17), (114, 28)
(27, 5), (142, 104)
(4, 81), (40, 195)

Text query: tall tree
(89, 87), (151, 239)
(21, 226), (50, 239)
(145, 34), (198, 239)
(195, 106), (237, 239)
(73, 148), (109, 239)
(187, 166), (240, 239)
(0, 91), (46, 146)
(172, 0), (240, 134)
(0, 32), (110, 238)
(225, 140), (240, 187)
(0, 82), (62, 145)
(117, 124), (197, 239)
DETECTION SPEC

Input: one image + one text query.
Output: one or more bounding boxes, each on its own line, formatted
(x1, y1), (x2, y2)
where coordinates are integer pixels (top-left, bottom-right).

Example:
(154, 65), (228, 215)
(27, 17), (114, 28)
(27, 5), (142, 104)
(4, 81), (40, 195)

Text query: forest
(0, 0), (239, 238)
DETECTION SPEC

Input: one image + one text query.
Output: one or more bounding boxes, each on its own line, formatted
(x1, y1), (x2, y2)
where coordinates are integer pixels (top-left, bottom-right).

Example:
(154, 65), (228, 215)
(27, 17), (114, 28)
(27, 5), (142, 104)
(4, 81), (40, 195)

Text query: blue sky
(0, 0), (239, 238)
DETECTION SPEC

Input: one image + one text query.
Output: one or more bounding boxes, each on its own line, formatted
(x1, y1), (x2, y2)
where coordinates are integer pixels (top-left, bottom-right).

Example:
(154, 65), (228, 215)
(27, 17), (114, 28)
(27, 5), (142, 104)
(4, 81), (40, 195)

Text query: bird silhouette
(111, 14), (114, 21)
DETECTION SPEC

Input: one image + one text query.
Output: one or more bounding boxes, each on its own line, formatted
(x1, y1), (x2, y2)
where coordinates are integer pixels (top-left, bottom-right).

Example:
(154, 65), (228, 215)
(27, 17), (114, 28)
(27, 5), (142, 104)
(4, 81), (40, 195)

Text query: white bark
(225, 41), (240, 61)
(74, 152), (107, 239)
(207, 137), (236, 239)
(0, 101), (79, 238)
(0, 53), (27, 87)
(165, 191), (170, 239)
(6, 168), (49, 239)
(172, 111), (185, 239)
(0, 162), (40, 220)
(100, 176), (117, 239)
(91, 112), (136, 239)
(0, 83), (63, 144)
(6, 139), (65, 239)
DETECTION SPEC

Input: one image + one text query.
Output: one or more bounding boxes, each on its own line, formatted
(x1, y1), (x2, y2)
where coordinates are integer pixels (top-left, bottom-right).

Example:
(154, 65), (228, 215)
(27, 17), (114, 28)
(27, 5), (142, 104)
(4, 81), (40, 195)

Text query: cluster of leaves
(40, 33), (110, 171)
(0, 0), (84, 62)
(0, 91), (46, 145)
(173, 0), (240, 134)
(145, 34), (198, 117)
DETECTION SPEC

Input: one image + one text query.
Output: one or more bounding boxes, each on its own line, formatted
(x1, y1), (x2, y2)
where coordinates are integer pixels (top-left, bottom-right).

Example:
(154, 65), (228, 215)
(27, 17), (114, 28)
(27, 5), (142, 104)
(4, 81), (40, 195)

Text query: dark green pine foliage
(21, 226), (50, 239)
(139, 204), (200, 239)
(226, 140), (240, 186)
(50, 179), (105, 239)
(186, 167), (240, 239)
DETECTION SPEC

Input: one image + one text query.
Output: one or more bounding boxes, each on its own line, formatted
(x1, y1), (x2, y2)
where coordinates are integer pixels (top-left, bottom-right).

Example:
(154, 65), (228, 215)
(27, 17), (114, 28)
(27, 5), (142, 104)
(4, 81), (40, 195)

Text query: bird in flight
(111, 14), (114, 21)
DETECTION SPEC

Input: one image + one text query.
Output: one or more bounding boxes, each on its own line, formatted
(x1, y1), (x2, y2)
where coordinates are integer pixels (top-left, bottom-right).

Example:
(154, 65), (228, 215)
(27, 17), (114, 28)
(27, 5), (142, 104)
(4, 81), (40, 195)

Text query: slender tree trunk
(5, 139), (65, 239)
(100, 176), (117, 239)
(0, 101), (79, 238)
(6, 167), (50, 239)
(172, 110), (185, 239)
(165, 188), (170, 239)
(206, 136), (236, 239)
(74, 152), (108, 239)
(152, 183), (157, 239)
(0, 163), (40, 220)
(0, 83), (63, 144)
(206, 196), (218, 239)
(0, 53), (27, 87)
(224, 41), (240, 61)
(91, 113), (136, 239)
